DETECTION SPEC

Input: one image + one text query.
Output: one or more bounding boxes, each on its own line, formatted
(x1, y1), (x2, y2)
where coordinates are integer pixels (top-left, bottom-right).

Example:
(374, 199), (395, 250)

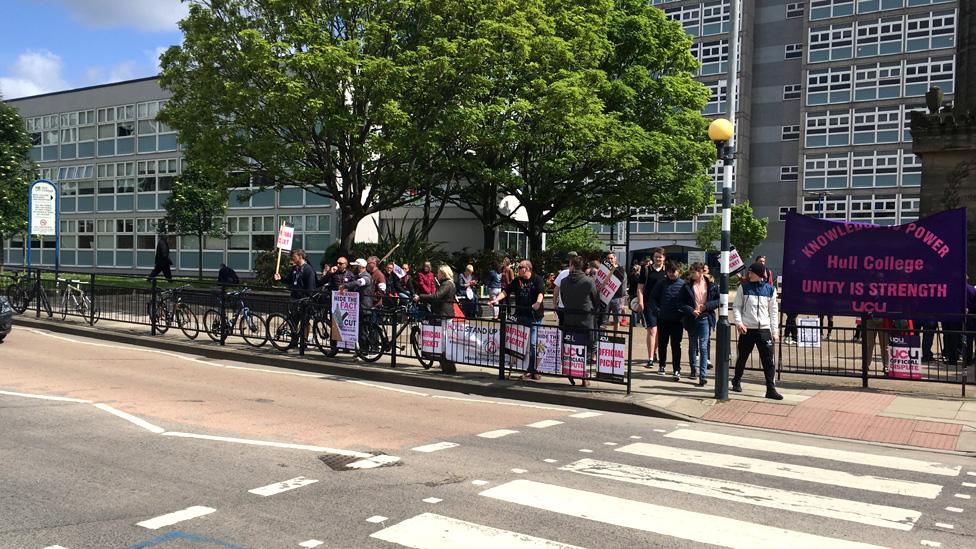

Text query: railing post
(298, 297), (307, 357)
(34, 269), (41, 319)
(150, 276), (158, 336)
(626, 310), (634, 395)
(390, 306), (398, 368)
(498, 305), (507, 380)
(89, 272), (96, 326)
(219, 284), (227, 346)
(860, 314), (869, 388)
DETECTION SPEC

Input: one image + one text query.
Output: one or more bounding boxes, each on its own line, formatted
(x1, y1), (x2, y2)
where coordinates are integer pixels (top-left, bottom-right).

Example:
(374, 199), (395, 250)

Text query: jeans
(688, 317), (711, 378)
(657, 318), (683, 373)
(489, 288), (501, 318)
(733, 328), (776, 386)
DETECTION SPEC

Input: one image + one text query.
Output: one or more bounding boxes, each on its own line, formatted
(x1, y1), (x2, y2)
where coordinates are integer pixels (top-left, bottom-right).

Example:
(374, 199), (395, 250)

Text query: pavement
(9, 313), (976, 455)
(2, 328), (975, 549)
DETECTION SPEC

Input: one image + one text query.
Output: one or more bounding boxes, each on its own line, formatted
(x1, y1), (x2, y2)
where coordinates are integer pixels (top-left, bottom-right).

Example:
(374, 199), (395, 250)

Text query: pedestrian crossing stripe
(479, 480), (887, 549)
(615, 443), (942, 499)
(561, 458), (920, 531)
(665, 429), (961, 477)
(370, 512), (582, 548)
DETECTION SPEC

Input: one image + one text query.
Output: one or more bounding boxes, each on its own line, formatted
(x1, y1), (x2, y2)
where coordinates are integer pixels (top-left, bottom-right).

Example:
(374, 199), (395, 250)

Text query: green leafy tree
(440, 0), (714, 257)
(696, 201), (769, 263)
(162, 169), (228, 280)
(0, 97), (36, 266)
(546, 214), (604, 254)
(158, 0), (483, 256)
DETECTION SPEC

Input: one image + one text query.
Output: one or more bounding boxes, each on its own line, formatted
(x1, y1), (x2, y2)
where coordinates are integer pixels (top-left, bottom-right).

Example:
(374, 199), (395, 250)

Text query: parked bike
(203, 288), (266, 347)
(58, 278), (99, 324)
(147, 285), (198, 339)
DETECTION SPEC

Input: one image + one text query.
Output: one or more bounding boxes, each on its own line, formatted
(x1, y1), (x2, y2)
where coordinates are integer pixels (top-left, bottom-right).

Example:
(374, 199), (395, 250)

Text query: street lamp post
(708, 118), (734, 402)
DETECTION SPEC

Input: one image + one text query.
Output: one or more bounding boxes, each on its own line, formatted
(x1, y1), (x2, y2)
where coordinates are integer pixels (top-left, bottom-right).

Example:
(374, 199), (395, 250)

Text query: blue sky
(0, 0), (187, 98)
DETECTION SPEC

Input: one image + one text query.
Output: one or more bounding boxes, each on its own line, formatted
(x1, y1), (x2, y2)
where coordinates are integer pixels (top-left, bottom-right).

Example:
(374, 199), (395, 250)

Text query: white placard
(728, 247), (744, 273)
(445, 319), (499, 366)
(421, 324), (443, 356)
(797, 317), (821, 348)
(888, 334), (921, 380)
(504, 324), (531, 370)
(392, 264), (406, 279)
(30, 181), (57, 236)
(535, 327), (562, 374)
(599, 274), (623, 305)
(277, 222), (295, 251)
(595, 263), (611, 287)
(596, 334), (626, 381)
(331, 291), (359, 349)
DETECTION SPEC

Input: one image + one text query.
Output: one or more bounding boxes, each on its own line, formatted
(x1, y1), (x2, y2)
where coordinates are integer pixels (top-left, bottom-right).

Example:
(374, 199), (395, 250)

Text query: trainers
(697, 377), (707, 387)
(731, 380), (742, 393)
(658, 365), (666, 374)
(690, 368), (698, 379)
(765, 388), (784, 400)
(645, 359), (655, 369)
(672, 370), (681, 381)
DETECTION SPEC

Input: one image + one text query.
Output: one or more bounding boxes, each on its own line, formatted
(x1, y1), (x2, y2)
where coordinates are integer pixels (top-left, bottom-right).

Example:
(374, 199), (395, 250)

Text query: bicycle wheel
(357, 322), (386, 362)
(60, 293), (69, 321)
(203, 309), (226, 342)
(148, 300), (171, 334)
(240, 312), (267, 347)
(176, 306), (199, 339)
(87, 296), (101, 325)
(312, 317), (338, 357)
(266, 313), (296, 351)
(411, 324), (434, 369)
(7, 284), (29, 314)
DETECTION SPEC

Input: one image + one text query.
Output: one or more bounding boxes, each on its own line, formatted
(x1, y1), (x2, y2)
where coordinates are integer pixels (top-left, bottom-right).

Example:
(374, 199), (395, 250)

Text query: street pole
(709, 0), (740, 402)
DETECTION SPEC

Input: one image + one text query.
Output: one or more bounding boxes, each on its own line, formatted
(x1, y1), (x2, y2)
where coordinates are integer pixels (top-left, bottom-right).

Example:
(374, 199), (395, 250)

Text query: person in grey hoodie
(651, 261), (686, 380)
(559, 255), (600, 386)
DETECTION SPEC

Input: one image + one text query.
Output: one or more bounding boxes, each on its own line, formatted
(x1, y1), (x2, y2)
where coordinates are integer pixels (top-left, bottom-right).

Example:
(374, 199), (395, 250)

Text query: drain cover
(319, 454), (361, 470)
(318, 453), (402, 471)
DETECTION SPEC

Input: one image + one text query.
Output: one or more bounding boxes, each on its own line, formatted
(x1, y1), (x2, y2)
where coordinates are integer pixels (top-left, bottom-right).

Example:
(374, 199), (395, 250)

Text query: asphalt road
(1, 328), (973, 549)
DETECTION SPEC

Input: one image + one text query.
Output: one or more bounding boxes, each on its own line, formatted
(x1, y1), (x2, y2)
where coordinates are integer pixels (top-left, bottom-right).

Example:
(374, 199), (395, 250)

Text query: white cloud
(49, 0), (190, 32)
(148, 46), (170, 73)
(0, 50), (68, 99)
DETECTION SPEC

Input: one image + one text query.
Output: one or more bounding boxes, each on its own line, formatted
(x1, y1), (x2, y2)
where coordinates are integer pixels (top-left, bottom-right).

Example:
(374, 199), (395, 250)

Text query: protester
(486, 261), (503, 320)
(731, 262), (782, 400)
(650, 260), (686, 380)
(605, 252), (626, 329)
(635, 248), (667, 369)
(680, 262), (718, 386)
(456, 264), (480, 318)
(500, 258), (516, 288)
(755, 255), (774, 286)
(274, 249), (318, 345)
(627, 262), (641, 326)
(147, 233), (173, 282)
(488, 260), (545, 381)
(552, 251), (578, 325)
(414, 265), (458, 373)
(559, 255), (600, 387)
(321, 256), (351, 292)
(217, 263), (239, 285)
(417, 261), (437, 296)
(366, 256), (387, 304)
(342, 258), (374, 309)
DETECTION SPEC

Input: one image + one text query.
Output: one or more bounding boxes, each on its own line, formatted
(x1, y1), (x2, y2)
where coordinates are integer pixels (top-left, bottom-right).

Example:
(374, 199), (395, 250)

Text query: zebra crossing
(370, 427), (965, 548)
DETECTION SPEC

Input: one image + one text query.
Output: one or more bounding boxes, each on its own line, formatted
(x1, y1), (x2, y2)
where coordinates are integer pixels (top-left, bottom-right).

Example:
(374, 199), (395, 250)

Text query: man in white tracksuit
(732, 262), (783, 400)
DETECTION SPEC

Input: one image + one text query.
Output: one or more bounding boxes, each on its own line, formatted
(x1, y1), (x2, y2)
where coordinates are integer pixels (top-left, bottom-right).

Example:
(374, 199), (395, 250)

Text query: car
(0, 296), (11, 342)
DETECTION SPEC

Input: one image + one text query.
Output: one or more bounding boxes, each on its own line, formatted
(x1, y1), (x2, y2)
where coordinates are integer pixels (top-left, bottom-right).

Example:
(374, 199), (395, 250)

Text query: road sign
(30, 180), (58, 236)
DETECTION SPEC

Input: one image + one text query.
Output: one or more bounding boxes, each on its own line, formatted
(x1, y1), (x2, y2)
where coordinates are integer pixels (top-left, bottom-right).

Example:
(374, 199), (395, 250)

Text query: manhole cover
(319, 454), (361, 470)
(318, 453), (402, 471)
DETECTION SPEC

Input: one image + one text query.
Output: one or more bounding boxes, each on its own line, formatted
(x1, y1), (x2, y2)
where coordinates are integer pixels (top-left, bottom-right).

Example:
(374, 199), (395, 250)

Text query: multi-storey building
(5, 77), (340, 275)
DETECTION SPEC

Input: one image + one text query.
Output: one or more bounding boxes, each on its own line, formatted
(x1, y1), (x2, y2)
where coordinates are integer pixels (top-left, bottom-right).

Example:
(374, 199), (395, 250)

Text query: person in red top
(416, 261), (438, 295)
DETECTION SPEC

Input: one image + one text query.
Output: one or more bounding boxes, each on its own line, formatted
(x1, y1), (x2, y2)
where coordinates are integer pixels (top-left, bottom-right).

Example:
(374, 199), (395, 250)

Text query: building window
(701, 1), (730, 36)
(903, 107), (926, 142)
(783, 84), (803, 101)
(781, 125), (801, 141)
(902, 151), (922, 187)
(136, 100), (179, 153)
(806, 67), (851, 105)
(810, 0), (855, 21)
(857, 1), (906, 14)
(694, 40), (729, 76)
(906, 10), (956, 52)
(95, 104), (136, 157)
(665, 3), (701, 37)
(786, 2), (804, 18)
(779, 207), (798, 221)
(855, 17), (904, 58)
(900, 194), (920, 224)
(851, 150), (899, 188)
(852, 106), (901, 145)
(137, 158), (180, 212)
(854, 61), (902, 102)
(809, 24), (854, 63)
(802, 194), (849, 219)
(904, 56), (955, 96)
(803, 153), (850, 190)
(805, 110), (851, 148)
(703, 80), (728, 115)
(780, 166), (799, 182)
(95, 218), (135, 267)
(785, 43), (803, 60)
(708, 163), (736, 193)
(96, 162), (135, 212)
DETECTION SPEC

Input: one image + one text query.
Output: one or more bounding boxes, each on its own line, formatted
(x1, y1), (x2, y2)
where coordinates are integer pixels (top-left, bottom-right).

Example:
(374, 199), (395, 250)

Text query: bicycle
(383, 298), (433, 369)
(6, 270), (52, 317)
(58, 278), (100, 324)
(147, 285), (198, 339)
(267, 290), (330, 353)
(202, 288), (267, 347)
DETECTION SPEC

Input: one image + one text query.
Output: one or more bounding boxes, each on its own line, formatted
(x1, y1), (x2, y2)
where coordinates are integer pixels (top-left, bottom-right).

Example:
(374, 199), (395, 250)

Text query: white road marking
(299, 541), (324, 548)
(477, 429), (519, 439)
(543, 459), (558, 463)
(526, 420), (564, 429)
(92, 403), (165, 434)
(249, 477), (319, 497)
(411, 442), (459, 453)
(676, 423), (689, 427)
(370, 512), (583, 549)
(422, 498), (442, 504)
(471, 480), (489, 486)
(968, 471), (976, 476)
(43, 546), (70, 548)
(920, 541), (941, 547)
(935, 523), (953, 529)
(568, 412), (601, 419)
(562, 458), (920, 531)
(430, 395), (574, 412)
(366, 516), (388, 524)
(665, 429), (961, 477)
(0, 390), (91, 404)
(953, 493), (970, 499)
(161, 432), (371, 457)
(603, 442), (617, 446)
(653, 429), (666, 433)
(945, 506), (963, 513)
(480, 480), (886, 549)
(346, 380), (429, 396)
(616, 443), (942, 499)
(579, 449), (593, 453)
(347, 455), (401, 469)
(629, 436), (642, 439)
(511, 468), (527, 474)
(962, 482), (976, 487)
(136, 506), (216, 529)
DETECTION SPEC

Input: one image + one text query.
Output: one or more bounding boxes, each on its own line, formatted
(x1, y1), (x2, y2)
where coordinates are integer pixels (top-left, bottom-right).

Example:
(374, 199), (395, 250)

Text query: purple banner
(782, 209), (967, 317)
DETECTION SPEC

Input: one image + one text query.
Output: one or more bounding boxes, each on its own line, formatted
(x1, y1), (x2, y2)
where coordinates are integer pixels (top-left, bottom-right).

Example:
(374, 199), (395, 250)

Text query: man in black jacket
(560, 256), (600, 386)
(651, 261), (686, 380)
(147, 234), (173, 282)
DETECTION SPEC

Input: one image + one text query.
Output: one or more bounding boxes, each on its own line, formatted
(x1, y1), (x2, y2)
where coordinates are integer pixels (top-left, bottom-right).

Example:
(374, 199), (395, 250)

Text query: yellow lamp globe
(708, 118), (734, 142)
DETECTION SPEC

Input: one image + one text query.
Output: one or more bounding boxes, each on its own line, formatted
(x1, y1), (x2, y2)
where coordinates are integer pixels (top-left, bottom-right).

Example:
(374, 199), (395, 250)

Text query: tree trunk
(339, 212), (359, 257)
(482, 207), (497, 250)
